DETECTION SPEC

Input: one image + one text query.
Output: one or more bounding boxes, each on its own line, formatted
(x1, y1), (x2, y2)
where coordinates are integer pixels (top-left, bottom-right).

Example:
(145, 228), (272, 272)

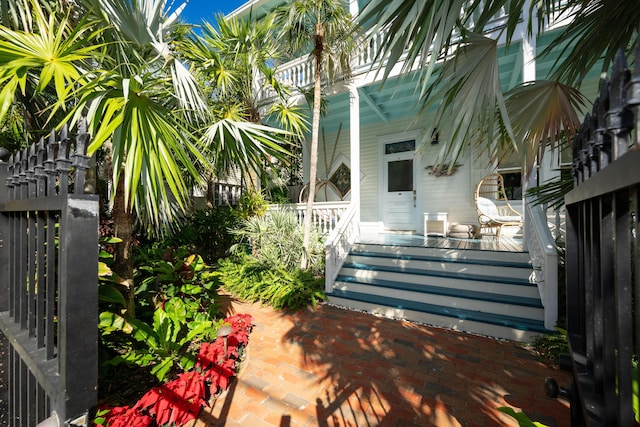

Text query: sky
(181, 0), (247, 24)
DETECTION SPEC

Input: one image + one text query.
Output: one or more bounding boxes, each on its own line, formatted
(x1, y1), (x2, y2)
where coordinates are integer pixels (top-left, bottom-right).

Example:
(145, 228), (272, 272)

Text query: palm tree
(274, 0), (359, 268)
(0, 0), (296, 315)
(357, 0), (639, 172)
(183, 12), (308, 202)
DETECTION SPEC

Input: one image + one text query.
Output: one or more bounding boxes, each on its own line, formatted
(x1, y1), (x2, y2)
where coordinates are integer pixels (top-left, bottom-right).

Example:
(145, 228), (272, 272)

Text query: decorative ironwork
(0, 120), (99, 425)
(561, 45), (640, 426)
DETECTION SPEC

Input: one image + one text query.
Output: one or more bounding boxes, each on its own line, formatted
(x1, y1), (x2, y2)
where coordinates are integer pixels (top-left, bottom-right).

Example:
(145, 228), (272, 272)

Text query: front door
(383, 139), (417, 231)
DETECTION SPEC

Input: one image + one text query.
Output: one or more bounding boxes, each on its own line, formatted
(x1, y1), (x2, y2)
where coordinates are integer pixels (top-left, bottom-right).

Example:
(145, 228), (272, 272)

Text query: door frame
(378, 130), (422, 232)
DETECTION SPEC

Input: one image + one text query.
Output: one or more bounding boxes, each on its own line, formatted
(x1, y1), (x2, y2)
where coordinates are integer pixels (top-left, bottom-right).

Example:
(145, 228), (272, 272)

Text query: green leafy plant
(96, 314), (253, 427)
(98, 246), (223, 384)
(531, 327), (569, 365)
(498, 407), (549, 427)
(167, 207), (240, 263)
(215, 256), (326, 310)
(100, 297), (225, 382)
(234, 189), (268, 220)
(230, 209), (325, 276)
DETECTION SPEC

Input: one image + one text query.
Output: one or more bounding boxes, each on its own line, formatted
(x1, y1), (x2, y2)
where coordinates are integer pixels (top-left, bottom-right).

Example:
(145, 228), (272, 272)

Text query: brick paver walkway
(191, 294), (571, 427)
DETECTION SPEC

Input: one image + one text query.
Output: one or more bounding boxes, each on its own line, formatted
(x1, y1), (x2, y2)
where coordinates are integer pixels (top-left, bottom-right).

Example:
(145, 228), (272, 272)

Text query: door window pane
(388, 159), (413, 192)
(385, 140), (415, 155)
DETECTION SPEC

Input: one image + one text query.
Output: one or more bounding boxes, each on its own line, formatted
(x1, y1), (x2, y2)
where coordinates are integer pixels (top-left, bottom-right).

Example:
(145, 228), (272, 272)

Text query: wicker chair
(474, 173), (523, 239)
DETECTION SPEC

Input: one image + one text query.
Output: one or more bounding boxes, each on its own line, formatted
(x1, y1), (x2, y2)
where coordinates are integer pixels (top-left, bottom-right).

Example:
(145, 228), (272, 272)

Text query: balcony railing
(256, 3), (514, 102)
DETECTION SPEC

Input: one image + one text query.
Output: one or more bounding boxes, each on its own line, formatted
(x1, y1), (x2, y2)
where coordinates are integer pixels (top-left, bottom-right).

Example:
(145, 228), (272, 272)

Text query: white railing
(213, 183), (242, 206)
(266, 201), (350, 235)
(324, 202), (359, 292)
(256, 3), (513, 102)
(524, 197), (558, 330)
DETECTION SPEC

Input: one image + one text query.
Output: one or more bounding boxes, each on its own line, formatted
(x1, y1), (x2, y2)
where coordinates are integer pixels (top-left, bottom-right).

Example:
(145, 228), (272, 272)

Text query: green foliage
(163, 191), (268, 262)
(497, 407), (549, 427)
(99, 245), (223, 384)
(167, 207), (240, 263)
(216, 256), (326, 310)
(99, 299), (226, 382)
(234, 190), (268, 220)
(531, 328), (569, 365)
(230, 209), (325, 276)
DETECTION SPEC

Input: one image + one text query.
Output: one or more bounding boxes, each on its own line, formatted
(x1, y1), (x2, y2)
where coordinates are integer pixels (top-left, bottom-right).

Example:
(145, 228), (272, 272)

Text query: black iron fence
(564, 44), (640, 425)
(0, 122), (99, 426)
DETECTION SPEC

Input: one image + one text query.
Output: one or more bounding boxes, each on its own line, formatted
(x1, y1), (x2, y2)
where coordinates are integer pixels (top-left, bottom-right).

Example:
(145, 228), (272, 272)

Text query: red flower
(134, 371), (207, 426)
(97, 313), (253, 427)
(98, 406), (152, 427)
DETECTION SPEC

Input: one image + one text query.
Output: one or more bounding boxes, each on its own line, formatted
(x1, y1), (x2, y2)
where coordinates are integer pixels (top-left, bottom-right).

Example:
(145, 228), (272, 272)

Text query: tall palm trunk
(301, 23), (324, 269)
(112, 172), (136, 317)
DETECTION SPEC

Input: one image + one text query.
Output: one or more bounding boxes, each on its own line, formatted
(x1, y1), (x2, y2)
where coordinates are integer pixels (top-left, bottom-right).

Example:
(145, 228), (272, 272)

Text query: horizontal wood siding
(317, 115), (494, 230)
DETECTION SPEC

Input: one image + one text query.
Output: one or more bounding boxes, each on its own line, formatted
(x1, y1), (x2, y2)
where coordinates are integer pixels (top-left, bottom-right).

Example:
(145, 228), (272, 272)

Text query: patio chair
(474, 173), (523, 239)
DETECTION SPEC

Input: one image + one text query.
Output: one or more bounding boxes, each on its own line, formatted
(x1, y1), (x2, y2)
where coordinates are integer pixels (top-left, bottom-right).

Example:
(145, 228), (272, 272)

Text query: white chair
(474, 173), (523, 239)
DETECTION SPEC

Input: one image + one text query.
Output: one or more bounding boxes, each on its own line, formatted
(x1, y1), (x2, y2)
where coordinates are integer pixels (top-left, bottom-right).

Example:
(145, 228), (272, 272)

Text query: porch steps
(326, 243), (550, 341)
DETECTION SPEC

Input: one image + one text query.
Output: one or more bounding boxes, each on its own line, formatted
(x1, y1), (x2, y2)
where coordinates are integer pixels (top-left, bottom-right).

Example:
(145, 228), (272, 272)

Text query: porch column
(349, 0), (358, 16)
(348, 83), (360, 209)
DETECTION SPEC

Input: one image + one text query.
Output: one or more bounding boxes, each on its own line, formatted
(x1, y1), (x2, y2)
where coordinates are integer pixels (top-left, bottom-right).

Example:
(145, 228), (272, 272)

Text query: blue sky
(181, 0), (247, 24)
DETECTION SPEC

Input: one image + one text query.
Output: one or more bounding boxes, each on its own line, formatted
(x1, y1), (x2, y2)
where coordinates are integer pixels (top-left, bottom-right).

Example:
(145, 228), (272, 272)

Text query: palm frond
(422, 32), (513, 167)
(505, 80), (587, 171)
(201, 118), (292, 176)
(0, 6), (102, 123)
(541, 0), (640, 85)
(358, 0), (470, 85)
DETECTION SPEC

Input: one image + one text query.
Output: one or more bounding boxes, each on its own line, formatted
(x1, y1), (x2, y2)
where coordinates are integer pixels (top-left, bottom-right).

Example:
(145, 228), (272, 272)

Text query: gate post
(0, 149), (9, 313)
(57, 194), (99, 423)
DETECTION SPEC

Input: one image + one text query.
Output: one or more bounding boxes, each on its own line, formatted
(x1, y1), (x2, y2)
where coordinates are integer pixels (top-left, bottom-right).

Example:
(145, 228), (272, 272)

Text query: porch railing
(524, 196), (558, 330)
(212, 182), (242, 206)
(0, 122), (99, 426)
(324, 203), (359, 292)
(563, 46), (639, 426)
(267, 201), (350, 235)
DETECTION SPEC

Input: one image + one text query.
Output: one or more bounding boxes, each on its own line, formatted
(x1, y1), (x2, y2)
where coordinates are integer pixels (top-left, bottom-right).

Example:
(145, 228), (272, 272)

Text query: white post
(521, 1), (536, 83)
(349, 0), (358, 16)
(348, 83), (360, 210)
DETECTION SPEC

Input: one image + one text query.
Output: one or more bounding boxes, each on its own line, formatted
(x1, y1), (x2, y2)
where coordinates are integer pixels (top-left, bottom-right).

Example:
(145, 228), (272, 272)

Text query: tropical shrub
(215, 256), (326, 310)
(230, 209), (325, 276)
(98, 245), (223, 390)
(163, 207), (239, 263)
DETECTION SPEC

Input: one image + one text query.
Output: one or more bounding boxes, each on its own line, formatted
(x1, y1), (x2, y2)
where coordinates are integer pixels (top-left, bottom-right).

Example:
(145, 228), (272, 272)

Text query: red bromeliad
(97, 314), (253, 427)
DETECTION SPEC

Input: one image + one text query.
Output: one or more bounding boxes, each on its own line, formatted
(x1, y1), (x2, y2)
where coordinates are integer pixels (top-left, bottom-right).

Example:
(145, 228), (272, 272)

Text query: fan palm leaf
(0, 6), (102, 122)
(505, 80), (587, 170)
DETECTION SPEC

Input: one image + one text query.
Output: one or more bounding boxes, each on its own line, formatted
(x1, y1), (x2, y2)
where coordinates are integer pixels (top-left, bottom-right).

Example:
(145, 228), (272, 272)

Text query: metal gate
(564, 45), (640, 425)
(0, 121), (99, 426)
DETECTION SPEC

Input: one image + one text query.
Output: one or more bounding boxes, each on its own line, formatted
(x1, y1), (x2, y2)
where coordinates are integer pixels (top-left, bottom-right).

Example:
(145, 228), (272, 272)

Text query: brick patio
(190, 294), (571, 427)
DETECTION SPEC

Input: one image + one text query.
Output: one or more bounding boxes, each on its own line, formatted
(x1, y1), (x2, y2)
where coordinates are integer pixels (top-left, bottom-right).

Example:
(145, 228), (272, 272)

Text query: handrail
(324, 202), (359, 292)
(524, 196), (558, 330)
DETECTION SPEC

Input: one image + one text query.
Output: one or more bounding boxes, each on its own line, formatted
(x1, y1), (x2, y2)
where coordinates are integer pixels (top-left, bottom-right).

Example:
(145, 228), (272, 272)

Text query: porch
(355, 232), (525, 253)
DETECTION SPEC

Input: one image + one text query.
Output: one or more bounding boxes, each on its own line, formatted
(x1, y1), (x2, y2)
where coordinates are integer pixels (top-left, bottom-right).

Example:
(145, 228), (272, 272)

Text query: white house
(227, 0), (602, 341)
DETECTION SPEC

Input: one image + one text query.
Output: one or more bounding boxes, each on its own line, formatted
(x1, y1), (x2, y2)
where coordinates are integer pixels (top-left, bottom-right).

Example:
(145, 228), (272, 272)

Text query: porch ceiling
(318, 40), (524, 134)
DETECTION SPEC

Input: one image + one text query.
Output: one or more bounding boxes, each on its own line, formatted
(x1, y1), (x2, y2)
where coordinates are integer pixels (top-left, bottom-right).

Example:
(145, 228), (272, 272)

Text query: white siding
(317, 114), (497, 233)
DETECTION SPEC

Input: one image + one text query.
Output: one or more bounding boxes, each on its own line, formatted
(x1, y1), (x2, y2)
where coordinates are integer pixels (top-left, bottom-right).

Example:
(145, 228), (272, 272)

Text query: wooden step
(328, 244), (550, 341)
